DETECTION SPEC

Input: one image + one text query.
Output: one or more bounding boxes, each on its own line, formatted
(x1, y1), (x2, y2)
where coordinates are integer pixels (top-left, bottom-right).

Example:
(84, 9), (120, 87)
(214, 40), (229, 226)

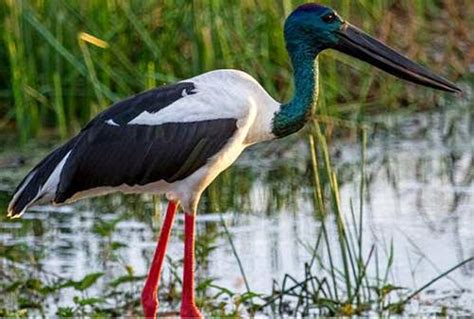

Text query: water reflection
(0, 101), (473, 314)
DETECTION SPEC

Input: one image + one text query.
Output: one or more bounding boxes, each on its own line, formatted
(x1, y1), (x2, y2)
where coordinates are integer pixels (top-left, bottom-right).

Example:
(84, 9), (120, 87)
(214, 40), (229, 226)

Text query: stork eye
(322, 13), (336, 23)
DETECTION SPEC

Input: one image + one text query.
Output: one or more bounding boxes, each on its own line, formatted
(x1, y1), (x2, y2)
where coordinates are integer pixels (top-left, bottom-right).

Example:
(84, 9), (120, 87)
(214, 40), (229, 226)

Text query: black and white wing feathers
(8, 81), (238, 216)
(56, 118), (237, 203)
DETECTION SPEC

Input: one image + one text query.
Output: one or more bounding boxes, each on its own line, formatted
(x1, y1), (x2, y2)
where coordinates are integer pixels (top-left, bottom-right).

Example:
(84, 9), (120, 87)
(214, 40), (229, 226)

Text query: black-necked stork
(7, 3), (460, 318)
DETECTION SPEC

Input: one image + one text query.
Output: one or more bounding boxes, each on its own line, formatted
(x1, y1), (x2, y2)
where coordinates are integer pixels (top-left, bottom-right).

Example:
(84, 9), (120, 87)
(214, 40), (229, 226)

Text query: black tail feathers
(7, 171), (41, 218)
(7, 141), (74, 218)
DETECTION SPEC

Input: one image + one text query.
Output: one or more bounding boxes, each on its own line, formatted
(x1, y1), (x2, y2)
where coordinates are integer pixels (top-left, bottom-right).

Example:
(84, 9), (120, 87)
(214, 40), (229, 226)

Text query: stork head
(284, 3), (461, 93)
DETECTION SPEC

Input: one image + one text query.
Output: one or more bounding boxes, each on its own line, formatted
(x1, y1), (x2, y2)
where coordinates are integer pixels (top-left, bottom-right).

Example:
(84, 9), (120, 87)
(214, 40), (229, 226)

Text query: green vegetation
(0, 0), (472, 317)
(263, 123), (473, 316)
(0, 0), (472, 143)
(1, 124), (472, 317)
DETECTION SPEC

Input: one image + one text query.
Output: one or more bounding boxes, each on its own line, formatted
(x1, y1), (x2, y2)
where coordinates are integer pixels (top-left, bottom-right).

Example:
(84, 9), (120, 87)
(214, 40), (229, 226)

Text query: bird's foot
(141, 293), (158, 318)
(180, 303), (203, 318)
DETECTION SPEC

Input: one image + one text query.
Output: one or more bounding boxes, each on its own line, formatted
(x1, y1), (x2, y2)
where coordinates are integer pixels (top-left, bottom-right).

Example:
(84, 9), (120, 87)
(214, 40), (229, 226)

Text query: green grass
(0, 1), (472, 317)
(0, 0), (471, 143)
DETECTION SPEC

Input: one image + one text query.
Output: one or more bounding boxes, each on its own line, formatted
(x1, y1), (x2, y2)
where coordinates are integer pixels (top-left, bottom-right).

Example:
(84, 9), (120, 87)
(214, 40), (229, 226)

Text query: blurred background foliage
(0, 0), (472, 144)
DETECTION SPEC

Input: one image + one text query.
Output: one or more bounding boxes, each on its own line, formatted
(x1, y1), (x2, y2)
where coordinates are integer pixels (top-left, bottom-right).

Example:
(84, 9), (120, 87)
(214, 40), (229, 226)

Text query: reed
(0, 0), (471, 143)
(261, 121), (473, 316)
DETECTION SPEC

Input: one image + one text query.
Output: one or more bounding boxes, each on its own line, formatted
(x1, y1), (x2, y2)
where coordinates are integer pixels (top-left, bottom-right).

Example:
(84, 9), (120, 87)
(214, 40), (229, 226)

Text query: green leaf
(91, 311), (112, 319)
(57, 307), (74, 318)
(239, 291), (262, 303)
(196, 278), (215, 293)
(75, 272), (104, 291)
(108, 275), (145, 288)
(208, 283), (233, 297)
(92, 218), (122, 237)
(59, 280), (78, 289)
(111, 241), (127, 250)
(18, 298), (41, 309)
(74, 296), (106, 306)
(372, 284), (406, 299)
(25, 278), (43, 291)
(39, 282), (65, 294)
(385, 302), (405, 314)
(4, 281), (22, 292)
(125, 265), (134, 276)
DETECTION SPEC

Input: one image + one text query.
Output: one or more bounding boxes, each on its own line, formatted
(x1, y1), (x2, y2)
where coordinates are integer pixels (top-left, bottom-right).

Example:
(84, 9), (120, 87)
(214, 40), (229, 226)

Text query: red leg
(141, 200), (178, 318)
(180, 213), (203, 318)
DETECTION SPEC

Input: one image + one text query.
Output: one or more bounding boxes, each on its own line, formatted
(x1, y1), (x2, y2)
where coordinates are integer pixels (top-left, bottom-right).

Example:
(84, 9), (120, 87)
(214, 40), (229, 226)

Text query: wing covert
(55, 119), (237, 203)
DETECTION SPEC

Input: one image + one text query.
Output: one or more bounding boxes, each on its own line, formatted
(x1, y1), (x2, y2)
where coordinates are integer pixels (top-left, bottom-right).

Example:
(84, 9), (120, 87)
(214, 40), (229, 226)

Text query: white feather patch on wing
(126, 69), (279, 143)
(126, 70), (261, 126)
(41, 151), (72, 195)
(105, 119), (120, 126)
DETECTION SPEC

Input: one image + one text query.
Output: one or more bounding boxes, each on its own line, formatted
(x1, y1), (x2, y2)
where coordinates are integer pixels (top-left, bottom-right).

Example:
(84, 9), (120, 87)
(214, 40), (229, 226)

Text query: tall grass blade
(53, 72), (67, 139)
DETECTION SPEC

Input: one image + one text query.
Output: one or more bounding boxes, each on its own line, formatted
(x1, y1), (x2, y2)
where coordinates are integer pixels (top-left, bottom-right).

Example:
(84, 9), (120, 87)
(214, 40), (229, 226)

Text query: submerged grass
(0, 0), (472, 142)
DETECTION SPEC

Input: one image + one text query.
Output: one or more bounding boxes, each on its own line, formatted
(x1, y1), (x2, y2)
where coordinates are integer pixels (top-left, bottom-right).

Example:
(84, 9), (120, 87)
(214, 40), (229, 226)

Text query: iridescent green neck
(272, 49), (319, 138)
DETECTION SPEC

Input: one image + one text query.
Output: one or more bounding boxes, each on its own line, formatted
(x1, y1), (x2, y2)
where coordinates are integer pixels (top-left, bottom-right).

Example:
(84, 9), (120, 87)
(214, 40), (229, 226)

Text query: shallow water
(1, 101), (473, 315)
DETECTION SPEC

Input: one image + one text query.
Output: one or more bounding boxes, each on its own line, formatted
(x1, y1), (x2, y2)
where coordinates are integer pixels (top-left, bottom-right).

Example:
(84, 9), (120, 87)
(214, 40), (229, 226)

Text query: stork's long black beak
(332, 23), (461, 94)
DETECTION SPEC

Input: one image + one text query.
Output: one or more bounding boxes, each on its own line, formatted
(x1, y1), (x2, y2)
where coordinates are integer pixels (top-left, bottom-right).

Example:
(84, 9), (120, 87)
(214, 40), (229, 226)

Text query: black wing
(9, 81), (238, 215)
(54, 81), (238, 202)
(86, 81), (197, 127)
(55, 118), (237, 203)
